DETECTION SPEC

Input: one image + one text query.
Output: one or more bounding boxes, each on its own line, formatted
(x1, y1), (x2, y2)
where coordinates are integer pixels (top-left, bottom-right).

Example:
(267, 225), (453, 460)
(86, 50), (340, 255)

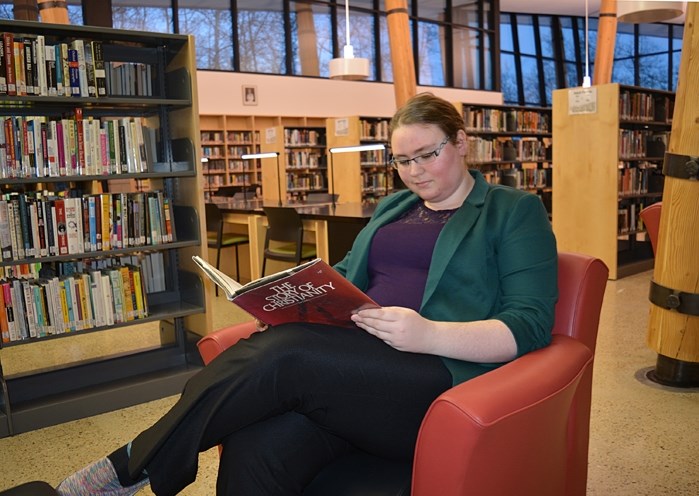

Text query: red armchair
(197, 252), (609, 496)
(640, 201), (662, 255)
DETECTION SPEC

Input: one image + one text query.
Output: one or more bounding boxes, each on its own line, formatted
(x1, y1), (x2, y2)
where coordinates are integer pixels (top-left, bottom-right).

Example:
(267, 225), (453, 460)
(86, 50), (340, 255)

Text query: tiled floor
(0, 270), (697, 495)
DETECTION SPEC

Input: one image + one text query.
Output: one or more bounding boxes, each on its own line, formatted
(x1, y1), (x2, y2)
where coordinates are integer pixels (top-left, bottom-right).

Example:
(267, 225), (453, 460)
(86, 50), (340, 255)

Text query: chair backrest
(214, 185), (241, 197)
(205, 203), (223, 234)
(640, 201), (662, 255)
(552, 252), (609, 354)
(306, 192), (339, 203)
(263, 206), (304, 244)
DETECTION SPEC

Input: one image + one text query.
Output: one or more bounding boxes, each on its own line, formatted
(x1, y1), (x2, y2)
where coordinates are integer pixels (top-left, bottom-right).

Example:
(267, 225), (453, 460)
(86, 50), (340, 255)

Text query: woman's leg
(216, 412), (352, 495)
(61, 323), (451, 496)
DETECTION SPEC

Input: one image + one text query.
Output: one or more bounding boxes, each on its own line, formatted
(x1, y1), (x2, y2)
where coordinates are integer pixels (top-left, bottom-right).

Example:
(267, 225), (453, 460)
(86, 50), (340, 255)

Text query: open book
(192, 256), (379, 327)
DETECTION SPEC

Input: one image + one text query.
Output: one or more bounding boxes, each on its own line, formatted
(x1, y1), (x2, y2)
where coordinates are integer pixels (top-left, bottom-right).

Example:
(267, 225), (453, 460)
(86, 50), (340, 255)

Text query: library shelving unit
(326, 116), (392, 204)
(0, 20), (211, 437)
(552, 83), (671, 280)
(199, 115), (262, 200)
(456, 102), (553, 213)
(261, 122), (328, 204)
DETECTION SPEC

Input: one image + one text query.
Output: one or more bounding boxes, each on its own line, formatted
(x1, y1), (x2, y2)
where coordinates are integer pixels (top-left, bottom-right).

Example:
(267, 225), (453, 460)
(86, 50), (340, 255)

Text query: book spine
(2, 33), (14, 95)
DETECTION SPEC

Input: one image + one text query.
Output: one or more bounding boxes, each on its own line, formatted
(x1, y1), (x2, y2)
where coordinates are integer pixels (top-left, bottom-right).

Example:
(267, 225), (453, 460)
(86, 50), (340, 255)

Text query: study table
(208, 198), (377, 280)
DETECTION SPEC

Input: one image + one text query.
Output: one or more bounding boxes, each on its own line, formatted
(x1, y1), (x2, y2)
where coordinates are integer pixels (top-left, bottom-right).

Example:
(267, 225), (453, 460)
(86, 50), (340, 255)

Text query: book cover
(2, 32), (14, 95)
(192, 256), (378, 327)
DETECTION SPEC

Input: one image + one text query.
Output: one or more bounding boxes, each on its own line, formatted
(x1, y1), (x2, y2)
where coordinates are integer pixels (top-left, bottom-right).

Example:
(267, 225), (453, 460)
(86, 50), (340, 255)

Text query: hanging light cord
(583, 0), (591, 87)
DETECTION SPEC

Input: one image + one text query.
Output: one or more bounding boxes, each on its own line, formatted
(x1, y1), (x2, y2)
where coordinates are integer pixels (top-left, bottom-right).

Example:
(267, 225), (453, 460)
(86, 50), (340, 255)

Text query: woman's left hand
(351, 306), (436, 353)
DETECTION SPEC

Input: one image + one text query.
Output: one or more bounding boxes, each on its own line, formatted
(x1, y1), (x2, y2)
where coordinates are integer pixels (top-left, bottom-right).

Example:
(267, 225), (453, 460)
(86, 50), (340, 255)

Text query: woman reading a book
(57, 93), (557, 496)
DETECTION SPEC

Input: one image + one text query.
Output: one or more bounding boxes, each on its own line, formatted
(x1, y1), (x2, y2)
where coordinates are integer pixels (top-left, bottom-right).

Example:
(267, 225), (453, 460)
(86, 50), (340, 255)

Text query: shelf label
(265, 127), (277, 144)
(334, 118), (349, 137)
(568, 87), (598, 115)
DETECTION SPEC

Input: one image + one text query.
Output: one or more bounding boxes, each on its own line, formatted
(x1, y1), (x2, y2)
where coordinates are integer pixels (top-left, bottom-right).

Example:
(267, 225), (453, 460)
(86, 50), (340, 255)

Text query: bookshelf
(326, 116), (393, 204)
(456, 102), (553, 213)
(0, 20), (210, 437)
(260, 124), (328, 204)
(552, 83), (671, 280)
(199, 115), (262, 200)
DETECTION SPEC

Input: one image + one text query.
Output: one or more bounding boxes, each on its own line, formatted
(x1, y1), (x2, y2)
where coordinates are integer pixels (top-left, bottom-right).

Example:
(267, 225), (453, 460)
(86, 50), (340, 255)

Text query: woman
(57, 93), (557, 495)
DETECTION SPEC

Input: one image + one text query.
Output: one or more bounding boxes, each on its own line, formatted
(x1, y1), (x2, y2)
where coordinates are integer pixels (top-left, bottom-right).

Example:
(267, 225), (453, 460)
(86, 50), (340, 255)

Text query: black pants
(127, 323), (452, 495)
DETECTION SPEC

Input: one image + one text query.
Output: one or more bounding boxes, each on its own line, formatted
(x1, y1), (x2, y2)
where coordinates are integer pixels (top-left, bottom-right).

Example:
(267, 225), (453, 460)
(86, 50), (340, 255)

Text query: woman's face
(390, 123), (470, 209)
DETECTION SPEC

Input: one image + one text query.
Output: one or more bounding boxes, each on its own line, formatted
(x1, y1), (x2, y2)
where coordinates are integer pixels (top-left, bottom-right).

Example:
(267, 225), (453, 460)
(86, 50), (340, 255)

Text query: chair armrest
(197, 321), (257, 365)
(412, 335), (594, 496)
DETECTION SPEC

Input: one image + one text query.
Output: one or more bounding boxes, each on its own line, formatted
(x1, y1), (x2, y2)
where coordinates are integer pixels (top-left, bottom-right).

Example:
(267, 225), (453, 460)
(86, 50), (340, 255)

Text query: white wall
(197, 70), (503, 118)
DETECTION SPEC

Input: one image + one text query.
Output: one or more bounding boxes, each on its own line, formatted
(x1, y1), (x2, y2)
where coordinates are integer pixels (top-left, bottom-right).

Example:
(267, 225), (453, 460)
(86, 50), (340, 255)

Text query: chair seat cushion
(207, 233), (249, 246)
(267, 242), (316, 258)
(304, 452), (411, 496)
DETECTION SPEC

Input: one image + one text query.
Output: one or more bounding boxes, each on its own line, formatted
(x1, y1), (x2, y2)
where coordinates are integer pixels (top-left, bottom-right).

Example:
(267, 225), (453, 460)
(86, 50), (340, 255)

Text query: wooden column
(296, 1), (320, 76)
(13, 0), (38, 20)
(593, 0), (618, 85)
(37, 0), (70, 24)
(385, 0), (416, 108)
(646, 3), (699, 387)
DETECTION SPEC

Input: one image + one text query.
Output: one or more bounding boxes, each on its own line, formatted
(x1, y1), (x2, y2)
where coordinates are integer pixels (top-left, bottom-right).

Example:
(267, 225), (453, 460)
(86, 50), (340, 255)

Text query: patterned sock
(55, 450), (149, 496)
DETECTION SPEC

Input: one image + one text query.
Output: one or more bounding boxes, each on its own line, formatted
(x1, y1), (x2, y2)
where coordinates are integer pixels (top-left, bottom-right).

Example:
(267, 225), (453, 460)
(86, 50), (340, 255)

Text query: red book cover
(192, 256), (378, 327)
(54, 198), (68, 255)
(74, 108), (85, 174)
(2, 32), (15, 96)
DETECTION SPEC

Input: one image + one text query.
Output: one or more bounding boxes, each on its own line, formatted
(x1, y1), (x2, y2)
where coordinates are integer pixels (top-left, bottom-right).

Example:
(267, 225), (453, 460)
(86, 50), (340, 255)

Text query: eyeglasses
(389, 136), (451, 170)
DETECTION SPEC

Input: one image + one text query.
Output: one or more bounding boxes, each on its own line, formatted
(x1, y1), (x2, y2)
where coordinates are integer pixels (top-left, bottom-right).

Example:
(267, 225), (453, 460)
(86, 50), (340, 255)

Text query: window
(179, 0), (233, 70)
(112, 0), (173, 33)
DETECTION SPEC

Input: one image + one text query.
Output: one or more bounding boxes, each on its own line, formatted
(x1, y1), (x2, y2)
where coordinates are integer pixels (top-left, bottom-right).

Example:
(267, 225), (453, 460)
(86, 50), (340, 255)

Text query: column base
(646, 354), (699, 388)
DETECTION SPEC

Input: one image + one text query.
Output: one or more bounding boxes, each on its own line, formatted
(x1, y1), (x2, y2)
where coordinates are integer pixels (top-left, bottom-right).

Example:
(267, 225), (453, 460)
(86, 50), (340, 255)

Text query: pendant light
(617, 1), (685, 23)
(329, 0), (370, 80)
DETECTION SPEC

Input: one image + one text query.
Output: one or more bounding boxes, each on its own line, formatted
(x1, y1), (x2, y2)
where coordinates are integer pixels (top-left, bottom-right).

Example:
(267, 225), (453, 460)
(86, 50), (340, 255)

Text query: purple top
(366, 202), (458, 310)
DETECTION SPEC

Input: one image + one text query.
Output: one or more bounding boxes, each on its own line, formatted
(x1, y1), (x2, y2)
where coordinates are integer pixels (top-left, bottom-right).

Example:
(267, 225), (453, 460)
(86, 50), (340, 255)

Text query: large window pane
(520, 56), (539, 105)
(338, 9), (377, 80)
(379, 15), (393, 83)
(179, 1), (232, 70)
(500, 16), (514, 52)
(516, 15), (536, 56)
(612, 58), (635, 86)
(538, 16), (554, 58)
(112, 0), (172, 33)
(0, 1), (12, 19)
(237, 1), (285, 74)
(291, 2), (330, 77)
(500, 53), (518, 104)
(639, 54), (669, 89)
(416, 20), (445, 86)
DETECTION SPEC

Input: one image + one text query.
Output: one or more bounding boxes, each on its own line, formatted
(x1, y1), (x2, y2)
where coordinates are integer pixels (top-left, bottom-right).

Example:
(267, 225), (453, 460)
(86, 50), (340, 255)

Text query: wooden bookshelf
(326, 116), (393, 204)
(0, 20), (209, 436)
(552, 83), (671, 279)
(456, 102), (553, 213)
(260, 123), (328, 204)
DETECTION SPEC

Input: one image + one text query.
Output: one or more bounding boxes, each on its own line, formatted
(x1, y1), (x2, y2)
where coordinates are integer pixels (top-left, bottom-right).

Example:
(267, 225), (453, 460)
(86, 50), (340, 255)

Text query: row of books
(464, 136), (549, 163)
(284, 128), (325, 146)
(286, 173), (326, 191)
(359, 149), (386, 167)
(361, 171), (393, 193)
(618, 129), (668, 159)
(0, 253), (169, 297)
(463, 108), (551, 133)
(618, 162), (658, 197)
(0, 112), (155, 179)
(618, 201), (657, 236)
(360, 119), (389, 141)
(0, 263), (149, 343)
(619, 90), (673, 123)
(0, 190), (175, 262)
(0, 32), (155, 99)
(286, 150), (325, 168)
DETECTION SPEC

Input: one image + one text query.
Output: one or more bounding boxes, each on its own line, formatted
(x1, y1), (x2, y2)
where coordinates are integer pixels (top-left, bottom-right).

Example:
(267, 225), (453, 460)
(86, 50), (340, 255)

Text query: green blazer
(334, 170), (558, 385)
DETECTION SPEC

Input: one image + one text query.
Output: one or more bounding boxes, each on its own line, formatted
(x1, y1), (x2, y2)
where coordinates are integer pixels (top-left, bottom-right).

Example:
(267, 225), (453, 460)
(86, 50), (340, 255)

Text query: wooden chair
(205, 203), (250, 295)
(261, 206), (316, 276)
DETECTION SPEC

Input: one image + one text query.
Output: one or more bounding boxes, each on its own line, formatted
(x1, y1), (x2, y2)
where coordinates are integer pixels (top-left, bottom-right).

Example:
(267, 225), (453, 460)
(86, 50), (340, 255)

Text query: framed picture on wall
(242, 85), (258, 106)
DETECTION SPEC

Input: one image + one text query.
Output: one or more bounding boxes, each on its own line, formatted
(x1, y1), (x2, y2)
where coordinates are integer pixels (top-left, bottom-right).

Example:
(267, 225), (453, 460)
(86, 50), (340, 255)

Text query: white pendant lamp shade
(329, 1), (369, 80)
(617, 1), (685, 23)
(329, 44), (370, 80)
